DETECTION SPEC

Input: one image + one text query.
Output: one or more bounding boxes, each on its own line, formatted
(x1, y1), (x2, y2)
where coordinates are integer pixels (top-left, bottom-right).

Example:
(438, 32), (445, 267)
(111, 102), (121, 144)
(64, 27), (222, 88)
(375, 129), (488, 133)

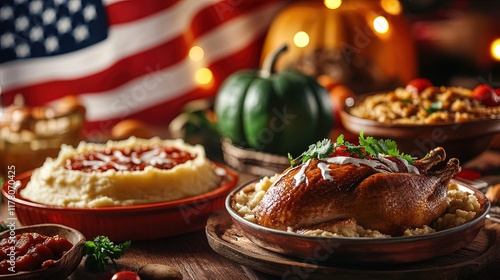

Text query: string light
(324, 0), (341, 9)
(195, 67), (213, 85)
(293, 31), (310, 48)
(189, 46), (204, 61)
(373, 16), (389, 34)
(490, 38), (500, 61)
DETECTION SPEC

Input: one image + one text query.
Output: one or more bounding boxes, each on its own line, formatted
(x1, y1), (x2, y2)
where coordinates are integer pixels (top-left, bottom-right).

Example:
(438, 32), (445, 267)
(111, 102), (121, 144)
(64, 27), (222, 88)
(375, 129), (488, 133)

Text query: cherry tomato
(111, 271), (141, 280)
(494, 88), (500, 104)
(471, 84), (500, 106)
(405, 78), (433, 94)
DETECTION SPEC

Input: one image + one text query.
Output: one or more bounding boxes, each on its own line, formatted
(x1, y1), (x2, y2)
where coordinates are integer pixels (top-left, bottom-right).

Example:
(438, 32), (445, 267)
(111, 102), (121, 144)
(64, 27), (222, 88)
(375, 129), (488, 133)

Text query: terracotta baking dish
(2, 163), (238, 242)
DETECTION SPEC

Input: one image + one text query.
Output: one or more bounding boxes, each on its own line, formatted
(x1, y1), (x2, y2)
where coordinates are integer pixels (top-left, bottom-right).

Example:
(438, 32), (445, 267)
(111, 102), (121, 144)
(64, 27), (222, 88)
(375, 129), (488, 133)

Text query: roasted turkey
(253, 147), (461, 236)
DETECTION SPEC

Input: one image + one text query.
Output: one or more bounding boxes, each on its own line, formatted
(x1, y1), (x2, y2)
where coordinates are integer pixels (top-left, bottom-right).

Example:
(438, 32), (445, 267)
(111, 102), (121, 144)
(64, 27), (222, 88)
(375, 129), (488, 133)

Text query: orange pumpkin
(261, 0), (417, 94)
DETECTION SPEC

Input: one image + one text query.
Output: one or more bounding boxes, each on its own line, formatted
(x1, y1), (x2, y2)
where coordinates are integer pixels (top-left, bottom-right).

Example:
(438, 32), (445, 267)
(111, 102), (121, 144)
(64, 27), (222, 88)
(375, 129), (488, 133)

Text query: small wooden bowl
(0, 224), (85, 280)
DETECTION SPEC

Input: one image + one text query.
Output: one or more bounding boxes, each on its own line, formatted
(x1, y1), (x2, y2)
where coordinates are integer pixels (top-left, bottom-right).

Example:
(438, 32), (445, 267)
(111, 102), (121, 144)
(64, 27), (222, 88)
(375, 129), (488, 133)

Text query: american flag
(0, 0), (285, 138)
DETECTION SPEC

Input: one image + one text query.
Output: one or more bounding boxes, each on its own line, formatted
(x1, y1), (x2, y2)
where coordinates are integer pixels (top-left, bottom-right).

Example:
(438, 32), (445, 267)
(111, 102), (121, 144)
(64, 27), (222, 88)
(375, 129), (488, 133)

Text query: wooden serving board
(206, 210), (500, 280)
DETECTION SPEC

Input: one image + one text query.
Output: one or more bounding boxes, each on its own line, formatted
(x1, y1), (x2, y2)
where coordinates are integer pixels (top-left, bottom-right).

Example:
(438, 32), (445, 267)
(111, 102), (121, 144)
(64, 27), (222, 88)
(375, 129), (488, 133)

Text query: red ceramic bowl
(3, 163), (238, 242)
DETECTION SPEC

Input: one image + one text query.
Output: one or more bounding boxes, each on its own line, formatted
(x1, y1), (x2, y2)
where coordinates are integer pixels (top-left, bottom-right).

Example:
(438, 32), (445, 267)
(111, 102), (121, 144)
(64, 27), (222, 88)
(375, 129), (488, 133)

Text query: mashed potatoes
(233, 176), (481, 238)
(21, 137), (220, 207)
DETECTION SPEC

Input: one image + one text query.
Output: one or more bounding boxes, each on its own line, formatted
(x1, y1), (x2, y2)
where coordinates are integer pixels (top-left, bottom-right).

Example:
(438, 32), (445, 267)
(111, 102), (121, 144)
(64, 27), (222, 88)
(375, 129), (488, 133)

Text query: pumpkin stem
(261, 44), (288, 78)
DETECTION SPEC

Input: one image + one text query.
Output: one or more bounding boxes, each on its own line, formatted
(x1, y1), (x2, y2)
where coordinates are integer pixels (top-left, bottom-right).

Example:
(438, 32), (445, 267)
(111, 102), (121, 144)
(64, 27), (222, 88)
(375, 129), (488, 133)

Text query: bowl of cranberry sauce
(0, 224), (85, 280)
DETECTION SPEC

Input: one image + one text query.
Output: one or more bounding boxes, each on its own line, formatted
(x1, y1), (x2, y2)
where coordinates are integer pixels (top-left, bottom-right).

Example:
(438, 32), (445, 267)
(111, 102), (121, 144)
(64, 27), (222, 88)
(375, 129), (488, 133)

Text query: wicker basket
(221, 138), (290, 176)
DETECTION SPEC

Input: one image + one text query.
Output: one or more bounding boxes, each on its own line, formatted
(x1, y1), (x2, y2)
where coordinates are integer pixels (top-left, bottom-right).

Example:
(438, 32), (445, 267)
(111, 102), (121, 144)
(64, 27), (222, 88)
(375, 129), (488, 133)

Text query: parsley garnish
(288, 138), (334, 166)
(358, 131), (414, 163)
(289, 131), (415, 166)
(83, 236), (131, 273)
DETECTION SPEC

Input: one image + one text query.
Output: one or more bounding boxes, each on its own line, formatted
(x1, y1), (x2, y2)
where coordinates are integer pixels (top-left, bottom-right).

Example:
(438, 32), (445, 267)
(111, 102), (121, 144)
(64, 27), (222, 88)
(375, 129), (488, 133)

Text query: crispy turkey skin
(253, 147), (461, 236)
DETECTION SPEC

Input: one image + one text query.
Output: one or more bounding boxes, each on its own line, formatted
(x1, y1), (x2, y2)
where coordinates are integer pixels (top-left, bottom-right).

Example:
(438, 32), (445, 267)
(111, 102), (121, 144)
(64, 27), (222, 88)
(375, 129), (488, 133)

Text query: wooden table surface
(67, 172), (260, 280)
(68, 223), (500, 280)
(73, 149), (500, 280)
(2, 151), (500, 280)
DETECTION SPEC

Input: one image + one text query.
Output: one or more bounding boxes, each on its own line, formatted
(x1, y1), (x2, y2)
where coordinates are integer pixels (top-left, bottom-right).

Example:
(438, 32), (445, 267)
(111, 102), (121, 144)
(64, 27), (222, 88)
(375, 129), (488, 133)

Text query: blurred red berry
(111, 271), (141, 280)
(405, 78), (433, 94)
(471, 84), (500, 106)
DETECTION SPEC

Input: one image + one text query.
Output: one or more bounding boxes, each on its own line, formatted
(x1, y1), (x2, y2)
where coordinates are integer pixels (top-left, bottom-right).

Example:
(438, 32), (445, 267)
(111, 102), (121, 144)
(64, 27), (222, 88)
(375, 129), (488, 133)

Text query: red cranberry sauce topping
(64, 145), (197, 172)
(0, 232), (73, 274)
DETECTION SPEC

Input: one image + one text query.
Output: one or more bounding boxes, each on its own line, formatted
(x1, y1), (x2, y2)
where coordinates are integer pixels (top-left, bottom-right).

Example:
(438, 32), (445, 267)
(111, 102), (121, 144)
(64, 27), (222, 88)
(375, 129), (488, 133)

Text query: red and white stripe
(0, 0), (285, 136)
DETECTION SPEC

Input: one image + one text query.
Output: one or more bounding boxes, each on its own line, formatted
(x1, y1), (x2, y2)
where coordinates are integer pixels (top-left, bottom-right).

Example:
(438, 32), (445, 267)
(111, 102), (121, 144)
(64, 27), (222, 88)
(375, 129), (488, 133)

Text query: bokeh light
(381, 0), (401, 15)
(324, 0), (342, 10)
(373, 16), (389, 34)
(189, 46), (204, 61)
(490, 38), (500, 61)
(293, 31), (310, 48)
(195, 67), (213, 85)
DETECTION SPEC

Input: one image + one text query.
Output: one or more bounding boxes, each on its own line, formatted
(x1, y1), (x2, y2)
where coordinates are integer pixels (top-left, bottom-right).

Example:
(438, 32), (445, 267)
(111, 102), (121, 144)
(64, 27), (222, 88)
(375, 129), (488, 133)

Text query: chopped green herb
(425, 101), (442, 114)
(289, 131), (415, 166)
(288, 138), (334, 167)
(83, 236), (131, 273)
(358, 131), (414, 164)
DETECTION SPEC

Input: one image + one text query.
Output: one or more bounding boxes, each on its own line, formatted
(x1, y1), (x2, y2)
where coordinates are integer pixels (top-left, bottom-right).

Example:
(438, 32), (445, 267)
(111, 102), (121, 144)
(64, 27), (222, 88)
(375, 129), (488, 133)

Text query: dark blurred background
(402, 0), (500, 88)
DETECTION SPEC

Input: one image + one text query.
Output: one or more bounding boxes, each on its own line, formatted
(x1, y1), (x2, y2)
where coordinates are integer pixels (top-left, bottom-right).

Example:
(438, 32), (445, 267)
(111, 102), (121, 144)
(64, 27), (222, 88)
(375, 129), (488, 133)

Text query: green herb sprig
(358, 131), (414, 163)
(83, 236), (131, 273)
(288, 138), (334, 167)
(288, 131), (415, 167)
